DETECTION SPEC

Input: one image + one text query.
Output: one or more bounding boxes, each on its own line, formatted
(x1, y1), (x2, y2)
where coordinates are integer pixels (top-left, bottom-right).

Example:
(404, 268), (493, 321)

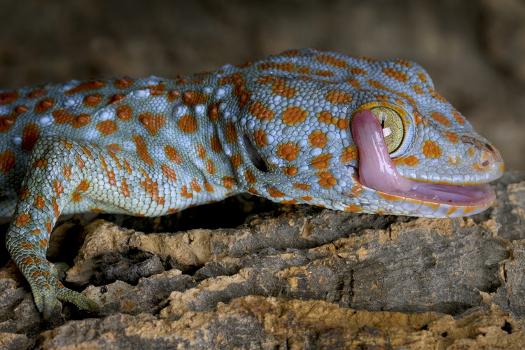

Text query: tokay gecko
(0, 49), (504, 318)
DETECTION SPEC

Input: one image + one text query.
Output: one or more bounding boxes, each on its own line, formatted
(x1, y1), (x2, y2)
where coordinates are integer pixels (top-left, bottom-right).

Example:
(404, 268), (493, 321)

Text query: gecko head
(236, 51), (504, 217)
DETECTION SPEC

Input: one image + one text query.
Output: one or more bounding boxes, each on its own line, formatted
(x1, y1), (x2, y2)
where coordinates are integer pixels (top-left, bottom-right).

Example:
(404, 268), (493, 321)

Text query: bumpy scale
(0, 49), (504, 318)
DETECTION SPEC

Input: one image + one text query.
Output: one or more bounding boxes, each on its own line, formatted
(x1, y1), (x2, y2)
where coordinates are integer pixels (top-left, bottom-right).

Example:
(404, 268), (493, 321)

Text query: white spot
(246, 119), (255, 129)
(12, 136), (22, 145)
(145, 76), (162, 85)
(310, 148), (322, 156)
(64, 98), (77, 107)
(39, 115), (53, 126)
(215, 87), (227, 99)
(266, 135), (275, 144)
(132, 89), (150, 99)
(203, 86), (213, 94)
(62, 80), (79, 91)
(195, 104), (206, 116)
(382, 127), (392, 137)
(273, 95), (282, 104)
(98, 109), (114, 121)
(174, 105), (188, 117)
(0, 106), (9, 115)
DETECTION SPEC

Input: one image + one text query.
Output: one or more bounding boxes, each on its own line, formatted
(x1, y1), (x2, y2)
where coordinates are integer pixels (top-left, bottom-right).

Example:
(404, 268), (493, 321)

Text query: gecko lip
(351, 110), (496, 207)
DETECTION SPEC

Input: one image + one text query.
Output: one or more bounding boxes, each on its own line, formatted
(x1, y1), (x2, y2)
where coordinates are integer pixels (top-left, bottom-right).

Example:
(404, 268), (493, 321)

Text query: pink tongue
(350, 110), (495, 205)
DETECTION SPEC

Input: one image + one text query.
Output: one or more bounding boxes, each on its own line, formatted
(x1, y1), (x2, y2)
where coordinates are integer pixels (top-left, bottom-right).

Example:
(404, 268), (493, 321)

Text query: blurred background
(0, 0), (523, 170)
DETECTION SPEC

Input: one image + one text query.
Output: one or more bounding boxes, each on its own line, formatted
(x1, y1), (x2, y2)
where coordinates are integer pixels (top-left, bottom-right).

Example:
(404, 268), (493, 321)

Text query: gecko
(0, 49), (504, 319)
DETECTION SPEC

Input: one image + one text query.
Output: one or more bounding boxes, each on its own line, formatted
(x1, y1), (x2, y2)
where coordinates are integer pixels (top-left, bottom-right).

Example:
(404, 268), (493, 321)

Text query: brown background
(0, 0), (523, 170)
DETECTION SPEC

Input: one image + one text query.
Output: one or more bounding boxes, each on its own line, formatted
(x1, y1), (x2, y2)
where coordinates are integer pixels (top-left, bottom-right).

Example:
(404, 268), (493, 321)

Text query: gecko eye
(370, 106), (404, 154)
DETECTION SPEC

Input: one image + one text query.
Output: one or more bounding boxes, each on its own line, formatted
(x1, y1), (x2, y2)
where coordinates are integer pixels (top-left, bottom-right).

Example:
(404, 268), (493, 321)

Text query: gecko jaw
(351, 110), (496, 208)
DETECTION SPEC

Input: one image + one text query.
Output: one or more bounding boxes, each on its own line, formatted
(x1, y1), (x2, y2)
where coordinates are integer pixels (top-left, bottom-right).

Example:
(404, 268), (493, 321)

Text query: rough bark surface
(1, 172), (525, 349)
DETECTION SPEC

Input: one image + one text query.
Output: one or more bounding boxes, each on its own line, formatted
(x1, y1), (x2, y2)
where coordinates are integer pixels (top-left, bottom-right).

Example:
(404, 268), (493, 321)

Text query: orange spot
(196, 144), (207, 159)
(97, 120), (118, 135)
(161, 164), (177, 182)
(167, 90), (180, 101)
(15, 213), (31, 227)
(340, 146), (357, 163)
(210, 134), (223, 153)
(223, 176), (236, 190)
(208, 103), (220, 121)
(34, 98), (54, 113)
(444, 131), (458, 143)
(77, 180), (90, 193)
(21, 123), (40, 152)
(230, 154), (242, 168)
(182, 91), (208, 106)
(0, 91), (18, 105)
(316, 54), (348, 68)
(116, 105), (133, 120)
(181, 185), (192, 198)
(293, 183), (311, 191)
(301, 195), (313, 201)
(382, 68), (409, 82)
(204, 181), (214, 192)
(393, 155), (419, 167)
(52, 197), (60, 218)
(308, 130), (327, 148)
(282, 106), (307, 125)
(53, 180), (64, 197)
(318, 111), (333, 124)
(351, 183), (363, 197)
(245, 170), (256, 184)
(258, 62), (296, 71)
(318, 171), (337, 189)
(84, 94), (102, 107)
(133, 135), (153, 166)
(165, 145), (183, 164)
(206, 159), (216, 175)
(326, 90), (352, 104)
(422, 140), (442, 158)
(66, 80), (105, 94)
(431, 112), (451, 127)
(344, 204), (362, 212)
(467, 147), (475, 158)
(45, 220), (52, 233)
(350, 67), (367, 75)
(0, 116), (15, 132)
(249, 101), (274, 120)
(149, 83), (165, 96)
(452, 110), (465, 125)
(178, 114), (198, 133)
(27, 88), (46, 99)
(63, 165), (72, 179)
(285, 166), (298, 176)
(412, 84), (424, 94)
(271, 80), (296, 98)
(347, 78), (361, 89)
(446, 206), (457, 216)
(268, 187), (285, 198)
(33, 158), (48, 169)
(73, 114), (91, 128)
(14, 105), (28, 114)
(417, 71), (428, 83)
(253, 129), (268, 147)
(225, 122), (237, 143)
(378, 192), (400, 201)
(39, 238), (48, 249)
(139, 113), (166, 135)
(71, 192), (82, 202)
(109, 93), (125, 104)
(277, 142), (300, 161)
(311, 153), (331, 169)
(76, 155), (85, 169)
(114, 78), (133, 89)
(34, 195), (45, 209)
(315, 69), (334, 77)
(21, 242), (33, 249)
(140, 175), (165, 205)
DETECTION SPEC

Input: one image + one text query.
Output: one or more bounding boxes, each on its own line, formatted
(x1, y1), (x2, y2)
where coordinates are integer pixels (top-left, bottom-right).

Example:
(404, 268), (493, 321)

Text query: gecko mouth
(350, 110), (495, 207)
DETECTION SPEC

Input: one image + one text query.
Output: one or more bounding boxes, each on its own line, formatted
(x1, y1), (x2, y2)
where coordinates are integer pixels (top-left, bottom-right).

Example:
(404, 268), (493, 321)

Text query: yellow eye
(370, 106), (405, 153)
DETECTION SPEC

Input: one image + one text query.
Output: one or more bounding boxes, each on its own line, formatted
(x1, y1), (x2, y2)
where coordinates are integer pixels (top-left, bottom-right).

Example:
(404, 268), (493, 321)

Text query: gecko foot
(28, 262), (99, 320)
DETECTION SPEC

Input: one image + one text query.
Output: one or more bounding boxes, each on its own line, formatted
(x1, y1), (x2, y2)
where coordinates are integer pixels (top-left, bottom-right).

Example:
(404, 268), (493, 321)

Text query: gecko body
(0, 49), (503, 317)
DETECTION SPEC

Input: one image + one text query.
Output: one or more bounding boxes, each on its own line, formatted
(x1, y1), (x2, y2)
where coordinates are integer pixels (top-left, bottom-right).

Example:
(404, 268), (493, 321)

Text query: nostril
(482, 160), (490, 167)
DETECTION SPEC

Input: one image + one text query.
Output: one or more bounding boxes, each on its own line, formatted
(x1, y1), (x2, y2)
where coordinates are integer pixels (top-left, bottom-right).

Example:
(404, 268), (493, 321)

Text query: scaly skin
(0, 49), (503, 318)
